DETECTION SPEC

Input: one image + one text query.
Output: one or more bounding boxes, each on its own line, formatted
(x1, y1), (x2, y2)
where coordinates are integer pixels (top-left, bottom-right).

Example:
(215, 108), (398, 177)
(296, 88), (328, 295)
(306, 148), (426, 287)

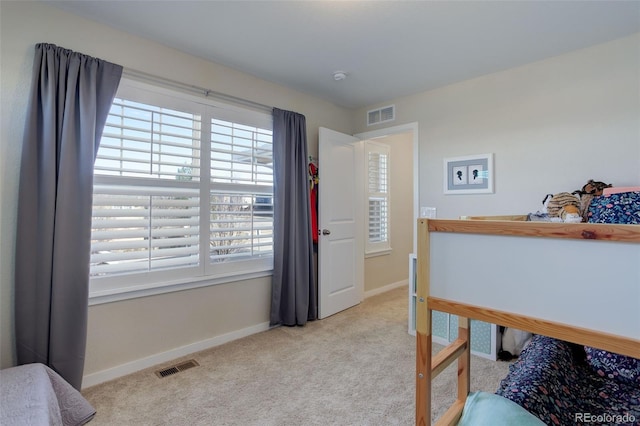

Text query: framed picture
(443, 153), (494, 194)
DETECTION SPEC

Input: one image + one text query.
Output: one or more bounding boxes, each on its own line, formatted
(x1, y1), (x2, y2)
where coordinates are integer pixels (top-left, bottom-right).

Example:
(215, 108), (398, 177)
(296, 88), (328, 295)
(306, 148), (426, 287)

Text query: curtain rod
(122, 68), (273, 114)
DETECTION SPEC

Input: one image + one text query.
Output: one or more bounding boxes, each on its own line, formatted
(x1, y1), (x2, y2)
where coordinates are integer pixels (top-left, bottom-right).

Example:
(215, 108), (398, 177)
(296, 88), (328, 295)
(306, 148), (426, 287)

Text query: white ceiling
(48, 1), (640, 109)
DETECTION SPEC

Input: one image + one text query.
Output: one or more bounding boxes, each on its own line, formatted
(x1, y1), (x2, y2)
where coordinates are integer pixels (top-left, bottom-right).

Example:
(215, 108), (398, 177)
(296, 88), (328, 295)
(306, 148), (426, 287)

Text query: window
(365, 141), (390, 254)
(209, 119), (274, 265)
(90, 80), (273, 300)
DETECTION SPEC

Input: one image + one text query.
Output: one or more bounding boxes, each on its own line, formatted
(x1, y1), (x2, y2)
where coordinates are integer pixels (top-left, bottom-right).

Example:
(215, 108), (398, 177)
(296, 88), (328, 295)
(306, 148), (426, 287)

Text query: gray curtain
(270, 108), (317, 326)
(15, 43), (122, 390)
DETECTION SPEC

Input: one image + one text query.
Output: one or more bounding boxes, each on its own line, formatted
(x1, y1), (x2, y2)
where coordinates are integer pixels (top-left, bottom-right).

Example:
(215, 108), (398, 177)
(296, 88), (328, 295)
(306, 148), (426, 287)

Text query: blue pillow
(457, 391), (545, 426)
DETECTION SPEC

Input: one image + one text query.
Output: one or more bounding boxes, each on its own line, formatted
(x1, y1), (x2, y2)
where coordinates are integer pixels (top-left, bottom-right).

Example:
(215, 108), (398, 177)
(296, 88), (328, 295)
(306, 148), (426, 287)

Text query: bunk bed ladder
(416, 311), (471, 425)
(416, 218), (471, 426)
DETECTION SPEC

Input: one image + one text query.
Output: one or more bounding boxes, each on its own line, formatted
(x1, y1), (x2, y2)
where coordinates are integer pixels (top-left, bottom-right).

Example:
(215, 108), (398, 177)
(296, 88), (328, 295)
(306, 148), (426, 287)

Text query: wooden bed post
(457, 317), (471, 404)
(416, 219), (431, 425)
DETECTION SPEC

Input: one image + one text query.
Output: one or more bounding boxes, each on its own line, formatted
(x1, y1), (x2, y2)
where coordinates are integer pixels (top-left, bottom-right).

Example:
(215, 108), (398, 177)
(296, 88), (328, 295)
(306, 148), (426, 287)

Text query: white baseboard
(82, 321), (271, 389)
(364, 279), (408, 299)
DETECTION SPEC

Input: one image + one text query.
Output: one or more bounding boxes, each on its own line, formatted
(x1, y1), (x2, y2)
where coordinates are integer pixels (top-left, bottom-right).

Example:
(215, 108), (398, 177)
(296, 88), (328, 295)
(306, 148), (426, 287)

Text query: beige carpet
(82, 287), (511, 425)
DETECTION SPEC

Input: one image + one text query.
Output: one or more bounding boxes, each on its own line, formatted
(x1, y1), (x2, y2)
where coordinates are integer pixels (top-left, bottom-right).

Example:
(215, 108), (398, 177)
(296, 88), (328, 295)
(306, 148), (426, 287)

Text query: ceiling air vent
(367, 105), (395, 126)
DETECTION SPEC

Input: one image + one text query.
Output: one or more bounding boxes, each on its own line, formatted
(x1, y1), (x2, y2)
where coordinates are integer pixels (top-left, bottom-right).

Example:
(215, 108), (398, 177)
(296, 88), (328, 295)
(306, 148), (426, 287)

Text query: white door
(318, 127), (364, 319)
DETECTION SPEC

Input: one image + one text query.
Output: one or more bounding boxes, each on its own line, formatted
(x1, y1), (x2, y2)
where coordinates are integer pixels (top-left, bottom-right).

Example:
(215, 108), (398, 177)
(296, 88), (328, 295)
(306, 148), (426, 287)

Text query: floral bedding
(495, 335), (640, 425)
(585, 346), (640, 386)
(587, 191), (640, 224)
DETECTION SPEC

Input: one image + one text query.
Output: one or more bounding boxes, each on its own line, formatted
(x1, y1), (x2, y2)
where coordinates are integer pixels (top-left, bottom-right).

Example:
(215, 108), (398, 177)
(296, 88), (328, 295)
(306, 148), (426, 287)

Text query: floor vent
(155, 359), (199, 378)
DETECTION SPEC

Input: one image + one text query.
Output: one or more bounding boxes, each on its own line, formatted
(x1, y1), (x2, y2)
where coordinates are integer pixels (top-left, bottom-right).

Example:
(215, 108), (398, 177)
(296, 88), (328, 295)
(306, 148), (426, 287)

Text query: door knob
(322, 229), (331, 235)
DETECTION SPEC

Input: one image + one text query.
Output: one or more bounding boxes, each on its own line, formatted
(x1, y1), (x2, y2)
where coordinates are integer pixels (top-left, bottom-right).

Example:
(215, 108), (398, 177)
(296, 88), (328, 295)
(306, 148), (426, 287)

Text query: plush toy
(499, 328), (533, 361)
(542, 179), (613, 223)
(573, 179), (612, 222)
(543, 192), (582, 222)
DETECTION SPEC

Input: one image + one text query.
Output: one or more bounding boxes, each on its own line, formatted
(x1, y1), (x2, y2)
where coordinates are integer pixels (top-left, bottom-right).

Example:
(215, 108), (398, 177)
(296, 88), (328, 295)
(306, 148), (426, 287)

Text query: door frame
(356, 122), (419, 254)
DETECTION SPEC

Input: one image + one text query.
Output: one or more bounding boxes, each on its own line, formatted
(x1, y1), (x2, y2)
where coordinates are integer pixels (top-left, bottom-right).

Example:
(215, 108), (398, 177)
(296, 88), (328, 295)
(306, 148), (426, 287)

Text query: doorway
(316, 124), (418, 318)
(356, 123), (418, 297)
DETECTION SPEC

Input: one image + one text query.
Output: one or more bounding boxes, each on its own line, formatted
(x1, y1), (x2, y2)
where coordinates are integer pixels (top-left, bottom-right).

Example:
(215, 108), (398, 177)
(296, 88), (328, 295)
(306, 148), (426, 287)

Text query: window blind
(90, 85), (274, 289)
(365, 143), (390, 252)
(97, 99), (201, 180)
(209, 119), (273, 264)
(91, 186), (200, 277)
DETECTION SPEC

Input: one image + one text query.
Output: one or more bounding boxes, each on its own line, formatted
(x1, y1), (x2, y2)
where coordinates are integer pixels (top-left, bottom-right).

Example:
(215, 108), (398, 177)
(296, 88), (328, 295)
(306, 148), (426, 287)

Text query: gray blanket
(0, 363), (95, 426)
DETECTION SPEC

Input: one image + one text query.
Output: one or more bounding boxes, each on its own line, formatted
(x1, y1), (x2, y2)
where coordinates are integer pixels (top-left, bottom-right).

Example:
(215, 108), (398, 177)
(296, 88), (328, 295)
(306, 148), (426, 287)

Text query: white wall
(0, 1), (354, 379)
(355, 33), (640, 219)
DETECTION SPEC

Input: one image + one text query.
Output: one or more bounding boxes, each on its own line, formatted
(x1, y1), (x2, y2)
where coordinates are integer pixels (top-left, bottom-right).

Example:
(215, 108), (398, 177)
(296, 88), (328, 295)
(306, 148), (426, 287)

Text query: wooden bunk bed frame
(415, 217), (640, 425)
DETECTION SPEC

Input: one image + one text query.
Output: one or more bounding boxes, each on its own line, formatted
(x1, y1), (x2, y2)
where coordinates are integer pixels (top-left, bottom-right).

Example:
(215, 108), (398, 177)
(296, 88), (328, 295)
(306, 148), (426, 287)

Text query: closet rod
(122, 68), (273, 113)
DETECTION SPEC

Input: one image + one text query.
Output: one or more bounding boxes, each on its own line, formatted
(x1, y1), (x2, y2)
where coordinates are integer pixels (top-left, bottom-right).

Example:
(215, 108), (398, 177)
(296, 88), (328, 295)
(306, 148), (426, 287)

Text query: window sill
(365, 248), (392, 259)
(89, 269), (273, 306)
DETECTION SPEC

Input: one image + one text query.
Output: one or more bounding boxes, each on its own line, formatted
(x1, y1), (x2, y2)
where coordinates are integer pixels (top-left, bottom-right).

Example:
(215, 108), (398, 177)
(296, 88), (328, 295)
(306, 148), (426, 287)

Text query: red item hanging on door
(309, 162), (319, 243)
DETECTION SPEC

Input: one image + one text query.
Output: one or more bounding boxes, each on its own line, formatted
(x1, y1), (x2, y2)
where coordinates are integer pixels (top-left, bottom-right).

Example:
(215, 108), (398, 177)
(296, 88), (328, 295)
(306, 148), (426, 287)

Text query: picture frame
(443, 153), (494, 194)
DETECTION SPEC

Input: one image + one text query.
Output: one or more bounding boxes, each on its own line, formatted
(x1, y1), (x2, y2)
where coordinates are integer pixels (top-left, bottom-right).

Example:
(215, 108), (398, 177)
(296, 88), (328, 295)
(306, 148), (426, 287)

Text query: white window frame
(365, 140), (391, 256)
(90, 79), (273, 304)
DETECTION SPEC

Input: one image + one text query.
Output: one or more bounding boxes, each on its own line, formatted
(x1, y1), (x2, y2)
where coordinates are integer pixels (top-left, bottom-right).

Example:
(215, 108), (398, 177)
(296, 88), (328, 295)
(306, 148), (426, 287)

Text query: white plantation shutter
(90, 80), (274, 296)
(97, 99), (201, 180)
(209, 192), (273, 262)
(365, 142), (390, 253)
(368, 198), (388, 242)
(211, 119), (273, 185)
(209, 119), (273, 267)
(92, 97), (202, 280)
(91, 185), (200, 276)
